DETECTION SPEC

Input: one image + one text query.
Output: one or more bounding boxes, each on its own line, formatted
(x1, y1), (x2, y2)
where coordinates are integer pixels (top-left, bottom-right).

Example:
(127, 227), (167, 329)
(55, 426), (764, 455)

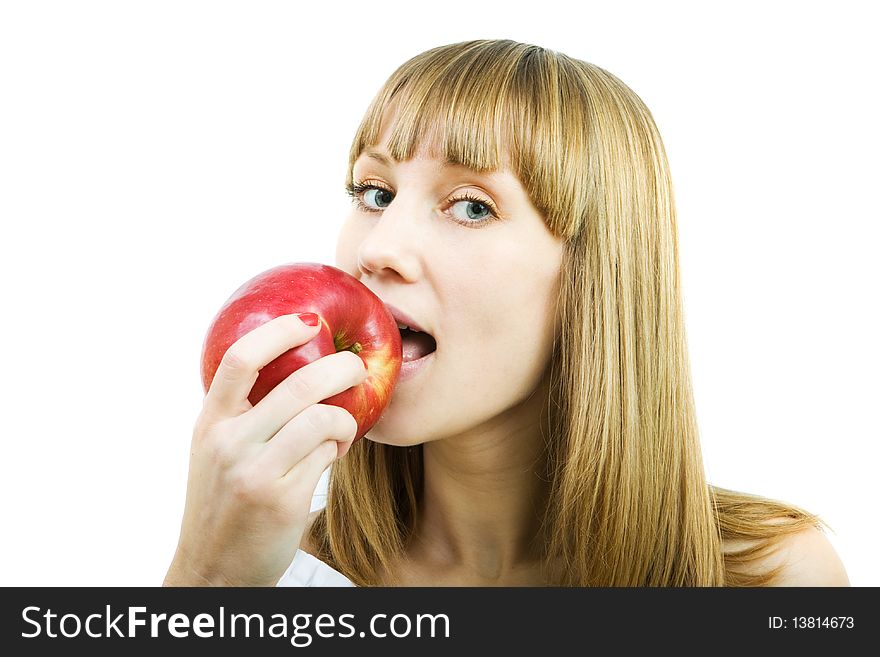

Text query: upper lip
(384, 303), (430, 335)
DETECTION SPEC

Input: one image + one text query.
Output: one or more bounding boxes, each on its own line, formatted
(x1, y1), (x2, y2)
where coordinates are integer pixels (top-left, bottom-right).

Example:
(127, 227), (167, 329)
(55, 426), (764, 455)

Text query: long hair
(308, 39), (821, 586)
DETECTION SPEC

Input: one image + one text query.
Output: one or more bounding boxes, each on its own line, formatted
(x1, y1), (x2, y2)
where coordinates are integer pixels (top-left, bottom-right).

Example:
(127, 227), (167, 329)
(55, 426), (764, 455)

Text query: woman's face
(335, 126), (564, 446)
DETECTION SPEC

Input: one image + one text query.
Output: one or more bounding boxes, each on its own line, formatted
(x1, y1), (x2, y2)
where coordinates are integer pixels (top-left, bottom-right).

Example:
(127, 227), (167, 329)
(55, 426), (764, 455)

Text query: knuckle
(218, 346), (254, 379)
(283, 370), (315, 404)
(207, 435), (240, 470)
(228, 466), (268, 504)
(194, 402), (233, 436)
(302, 404), (336, 436)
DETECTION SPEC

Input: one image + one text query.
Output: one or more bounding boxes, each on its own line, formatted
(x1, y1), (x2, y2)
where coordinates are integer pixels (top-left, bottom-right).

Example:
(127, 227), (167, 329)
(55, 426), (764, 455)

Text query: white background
(1, 1), (877, 586)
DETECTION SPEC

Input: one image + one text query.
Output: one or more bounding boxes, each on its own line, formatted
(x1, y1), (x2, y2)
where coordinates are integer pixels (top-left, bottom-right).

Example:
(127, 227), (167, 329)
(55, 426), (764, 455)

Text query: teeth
(396, 322), (420, 333)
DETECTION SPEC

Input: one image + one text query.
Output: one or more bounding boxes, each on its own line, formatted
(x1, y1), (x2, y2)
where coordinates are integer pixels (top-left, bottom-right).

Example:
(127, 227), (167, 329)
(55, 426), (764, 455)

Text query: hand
(163, 313), (367, 586)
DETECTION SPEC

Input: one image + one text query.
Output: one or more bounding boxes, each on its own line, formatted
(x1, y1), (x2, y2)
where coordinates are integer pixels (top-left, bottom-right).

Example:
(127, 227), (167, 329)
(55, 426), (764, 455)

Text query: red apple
(200, 262), (402, 442)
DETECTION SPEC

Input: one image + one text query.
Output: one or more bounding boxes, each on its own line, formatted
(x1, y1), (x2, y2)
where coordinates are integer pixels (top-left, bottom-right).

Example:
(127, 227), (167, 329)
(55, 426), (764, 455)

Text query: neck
(410, 377), (552, 581)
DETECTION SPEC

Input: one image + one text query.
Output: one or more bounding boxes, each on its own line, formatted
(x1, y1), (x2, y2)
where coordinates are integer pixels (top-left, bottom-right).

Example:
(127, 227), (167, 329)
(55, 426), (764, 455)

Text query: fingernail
(295, 312), (320, 327)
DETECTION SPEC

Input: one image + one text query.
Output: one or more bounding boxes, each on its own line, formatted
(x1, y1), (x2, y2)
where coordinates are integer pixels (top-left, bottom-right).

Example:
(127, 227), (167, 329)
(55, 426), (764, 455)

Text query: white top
(276, 467), (357, 587)
(276, 548), (356, 587)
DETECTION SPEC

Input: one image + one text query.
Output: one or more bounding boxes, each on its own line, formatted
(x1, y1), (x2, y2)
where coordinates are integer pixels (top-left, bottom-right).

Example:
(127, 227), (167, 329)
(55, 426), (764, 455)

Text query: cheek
(472, 247), (558, 332)
(463, 247), (560, 370)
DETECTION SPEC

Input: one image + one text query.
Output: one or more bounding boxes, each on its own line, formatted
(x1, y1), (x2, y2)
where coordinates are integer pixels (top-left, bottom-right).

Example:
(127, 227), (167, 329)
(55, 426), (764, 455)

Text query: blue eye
(345, 181), (393, 211)
(363, 187), (393, 209)
(450, 198), (493, 223)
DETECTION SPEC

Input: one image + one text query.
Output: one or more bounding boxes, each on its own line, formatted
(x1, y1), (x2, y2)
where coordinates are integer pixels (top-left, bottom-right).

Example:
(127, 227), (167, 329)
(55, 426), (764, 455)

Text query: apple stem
(348, 342), (363, 355)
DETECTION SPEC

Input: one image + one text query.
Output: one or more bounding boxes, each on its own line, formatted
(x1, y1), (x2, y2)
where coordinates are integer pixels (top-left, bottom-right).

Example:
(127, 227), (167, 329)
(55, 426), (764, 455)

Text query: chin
(361, 412), (429, 448)
(362, 428), (424, 448)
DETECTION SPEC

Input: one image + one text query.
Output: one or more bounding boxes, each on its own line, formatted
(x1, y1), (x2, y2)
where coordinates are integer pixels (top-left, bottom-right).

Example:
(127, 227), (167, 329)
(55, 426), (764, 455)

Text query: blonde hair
(309, 39), (821, 586)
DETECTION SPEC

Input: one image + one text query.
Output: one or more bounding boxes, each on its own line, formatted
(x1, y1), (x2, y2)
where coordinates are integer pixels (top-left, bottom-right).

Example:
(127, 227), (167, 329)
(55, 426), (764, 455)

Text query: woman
(164, 39), (849, 587)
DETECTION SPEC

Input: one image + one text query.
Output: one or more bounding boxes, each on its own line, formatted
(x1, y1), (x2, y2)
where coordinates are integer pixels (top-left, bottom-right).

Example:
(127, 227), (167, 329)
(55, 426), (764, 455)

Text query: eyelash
(344, 180), (501, 228)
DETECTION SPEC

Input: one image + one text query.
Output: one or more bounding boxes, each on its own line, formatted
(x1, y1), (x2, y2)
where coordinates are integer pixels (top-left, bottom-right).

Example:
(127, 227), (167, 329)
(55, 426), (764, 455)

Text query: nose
(356, 197), (424, 283)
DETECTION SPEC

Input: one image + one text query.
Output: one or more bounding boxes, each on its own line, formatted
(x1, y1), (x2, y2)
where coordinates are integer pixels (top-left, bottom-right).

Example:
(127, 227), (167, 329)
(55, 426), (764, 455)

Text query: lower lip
(397, 350), (435, 383)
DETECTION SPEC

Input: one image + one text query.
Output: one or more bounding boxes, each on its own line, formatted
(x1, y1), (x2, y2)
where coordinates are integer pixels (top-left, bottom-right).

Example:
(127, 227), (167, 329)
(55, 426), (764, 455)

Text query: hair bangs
(348, 46), (528, 176)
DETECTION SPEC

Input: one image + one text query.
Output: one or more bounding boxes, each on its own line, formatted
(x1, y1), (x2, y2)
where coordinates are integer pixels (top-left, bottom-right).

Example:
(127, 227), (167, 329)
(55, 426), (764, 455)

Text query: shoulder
(739, 526), (850, 586)
(773, 526), (850, 586)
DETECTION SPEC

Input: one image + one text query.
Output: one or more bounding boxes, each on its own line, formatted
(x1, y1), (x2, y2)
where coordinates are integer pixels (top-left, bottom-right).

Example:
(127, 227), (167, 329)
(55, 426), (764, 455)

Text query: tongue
(401, 330), (436, 362)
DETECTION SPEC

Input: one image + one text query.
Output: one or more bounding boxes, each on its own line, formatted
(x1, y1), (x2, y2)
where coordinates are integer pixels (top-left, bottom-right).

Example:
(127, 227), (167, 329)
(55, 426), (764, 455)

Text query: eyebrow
(361, 148), (467, 170)
(363, 149), (396, 166)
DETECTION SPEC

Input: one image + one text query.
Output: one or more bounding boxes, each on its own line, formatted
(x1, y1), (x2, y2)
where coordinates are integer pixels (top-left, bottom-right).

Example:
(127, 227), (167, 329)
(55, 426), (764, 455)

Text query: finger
(203, 313), (321, 418)
(252, 403), (358, 479)
(279, 438), (340, 507)
(237, 350), (367, 440)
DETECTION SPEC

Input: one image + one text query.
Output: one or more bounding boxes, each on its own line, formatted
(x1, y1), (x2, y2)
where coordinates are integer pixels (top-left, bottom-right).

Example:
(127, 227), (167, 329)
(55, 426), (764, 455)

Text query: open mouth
(398, 326), (437, 363)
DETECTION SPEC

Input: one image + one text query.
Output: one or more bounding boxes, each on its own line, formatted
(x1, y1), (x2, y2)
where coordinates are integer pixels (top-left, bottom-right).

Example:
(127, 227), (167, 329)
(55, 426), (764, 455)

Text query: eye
(345, 181), (393, 212)
(449, 196), (496, 224)
(363, 186), (394, 210)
